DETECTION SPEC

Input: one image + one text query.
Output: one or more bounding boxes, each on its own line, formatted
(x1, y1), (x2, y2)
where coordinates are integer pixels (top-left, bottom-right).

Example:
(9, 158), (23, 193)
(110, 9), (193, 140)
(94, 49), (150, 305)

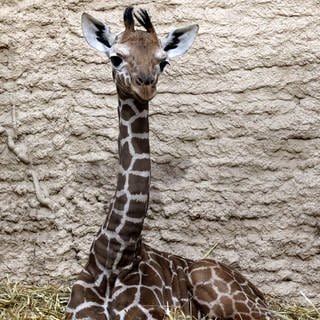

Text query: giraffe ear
(161, 24), (199, 59)
(81, 13), (116, 55)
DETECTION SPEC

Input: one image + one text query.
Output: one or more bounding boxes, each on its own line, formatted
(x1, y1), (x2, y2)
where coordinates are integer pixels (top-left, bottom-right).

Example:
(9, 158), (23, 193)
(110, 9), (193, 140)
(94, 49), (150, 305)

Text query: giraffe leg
(188, 259), (274, 320)
(66, 273), (107, 320)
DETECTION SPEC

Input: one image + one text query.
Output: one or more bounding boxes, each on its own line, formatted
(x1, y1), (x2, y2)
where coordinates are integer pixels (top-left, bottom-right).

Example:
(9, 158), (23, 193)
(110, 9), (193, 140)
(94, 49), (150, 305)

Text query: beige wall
(1, 0), (319, 303)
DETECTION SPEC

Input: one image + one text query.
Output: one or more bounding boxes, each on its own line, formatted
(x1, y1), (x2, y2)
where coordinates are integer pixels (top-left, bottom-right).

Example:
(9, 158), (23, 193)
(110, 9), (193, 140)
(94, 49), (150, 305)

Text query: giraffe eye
(110, 56), (123, 68)
(159, 60), (169, 72)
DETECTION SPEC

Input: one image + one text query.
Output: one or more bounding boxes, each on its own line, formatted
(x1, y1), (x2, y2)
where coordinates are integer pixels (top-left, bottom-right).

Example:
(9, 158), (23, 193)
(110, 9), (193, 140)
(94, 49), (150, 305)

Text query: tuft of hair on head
(123, 6), (135, 32)
(134, 8), (155, 33)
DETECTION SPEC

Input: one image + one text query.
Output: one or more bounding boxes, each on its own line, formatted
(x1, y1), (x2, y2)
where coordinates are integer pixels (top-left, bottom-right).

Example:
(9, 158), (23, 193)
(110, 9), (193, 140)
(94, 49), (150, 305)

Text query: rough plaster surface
(0, 0), (319, 304)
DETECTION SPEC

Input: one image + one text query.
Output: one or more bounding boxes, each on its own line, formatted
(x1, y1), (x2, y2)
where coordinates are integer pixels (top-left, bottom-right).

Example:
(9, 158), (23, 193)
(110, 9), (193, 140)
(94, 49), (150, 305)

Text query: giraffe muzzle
(132, 83), (157, 101)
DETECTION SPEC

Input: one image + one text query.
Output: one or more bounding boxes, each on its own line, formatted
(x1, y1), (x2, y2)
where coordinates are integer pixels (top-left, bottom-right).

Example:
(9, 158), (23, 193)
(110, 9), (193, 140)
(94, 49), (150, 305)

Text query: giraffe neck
(93, 94), (150, 274)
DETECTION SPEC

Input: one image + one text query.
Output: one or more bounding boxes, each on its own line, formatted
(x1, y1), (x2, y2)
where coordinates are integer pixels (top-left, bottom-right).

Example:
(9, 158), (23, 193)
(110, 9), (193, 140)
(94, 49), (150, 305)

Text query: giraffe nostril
(149, 76), (156, 86)
(136, 75), (156, 86)
(136, 77), (144, 86)
(146, 76), (155, 86)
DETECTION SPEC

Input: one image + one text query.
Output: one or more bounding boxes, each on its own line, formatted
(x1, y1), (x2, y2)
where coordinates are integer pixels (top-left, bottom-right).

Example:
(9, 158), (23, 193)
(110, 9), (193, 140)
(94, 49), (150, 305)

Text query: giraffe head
(81, 7), (199, 101)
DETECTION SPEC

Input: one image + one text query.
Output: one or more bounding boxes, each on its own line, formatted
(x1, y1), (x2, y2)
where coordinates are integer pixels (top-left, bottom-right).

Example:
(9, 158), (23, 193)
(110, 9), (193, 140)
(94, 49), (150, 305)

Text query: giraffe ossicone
(66, 7), (274, 320)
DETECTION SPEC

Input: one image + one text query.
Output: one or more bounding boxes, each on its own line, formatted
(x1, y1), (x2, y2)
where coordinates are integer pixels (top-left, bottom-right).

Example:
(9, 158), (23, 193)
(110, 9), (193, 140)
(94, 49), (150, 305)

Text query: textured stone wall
(1, 0), (319, 303)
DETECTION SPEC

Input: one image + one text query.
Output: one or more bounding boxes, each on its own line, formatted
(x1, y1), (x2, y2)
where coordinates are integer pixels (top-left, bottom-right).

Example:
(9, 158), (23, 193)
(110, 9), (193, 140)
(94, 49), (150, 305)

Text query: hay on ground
(0, 281), (319, 320)
(0, 281), (69, 320)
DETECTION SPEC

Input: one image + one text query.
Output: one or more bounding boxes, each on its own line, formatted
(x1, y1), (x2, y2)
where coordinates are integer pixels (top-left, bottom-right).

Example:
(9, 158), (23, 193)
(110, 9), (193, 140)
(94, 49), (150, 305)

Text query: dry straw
(0, 281), (69, 320)
(0, 281), (319, 320)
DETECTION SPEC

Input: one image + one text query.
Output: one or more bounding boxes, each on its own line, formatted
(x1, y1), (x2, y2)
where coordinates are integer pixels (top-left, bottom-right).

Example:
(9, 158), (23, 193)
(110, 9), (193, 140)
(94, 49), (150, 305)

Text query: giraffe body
(66, 7), (274, 320)
(68, 241), (271, 319)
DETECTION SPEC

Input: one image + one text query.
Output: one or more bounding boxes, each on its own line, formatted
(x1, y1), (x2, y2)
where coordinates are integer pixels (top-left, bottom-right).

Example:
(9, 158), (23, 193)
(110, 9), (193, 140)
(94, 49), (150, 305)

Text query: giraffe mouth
(132, 84), (157, 101)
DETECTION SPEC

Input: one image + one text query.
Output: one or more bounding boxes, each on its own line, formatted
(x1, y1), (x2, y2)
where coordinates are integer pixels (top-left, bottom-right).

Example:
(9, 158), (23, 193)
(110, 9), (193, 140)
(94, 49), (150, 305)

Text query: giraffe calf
(66, 7), (274, 320)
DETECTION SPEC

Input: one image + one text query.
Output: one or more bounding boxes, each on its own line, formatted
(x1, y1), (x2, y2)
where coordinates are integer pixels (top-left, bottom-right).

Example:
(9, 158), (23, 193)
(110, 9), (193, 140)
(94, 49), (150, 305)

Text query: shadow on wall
(147, 155), (193, 221)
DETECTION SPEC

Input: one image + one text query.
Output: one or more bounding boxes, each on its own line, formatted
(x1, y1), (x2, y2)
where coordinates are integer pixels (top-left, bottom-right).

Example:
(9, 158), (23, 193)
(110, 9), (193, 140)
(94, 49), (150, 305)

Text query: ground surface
(0, 282), (319, 320)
